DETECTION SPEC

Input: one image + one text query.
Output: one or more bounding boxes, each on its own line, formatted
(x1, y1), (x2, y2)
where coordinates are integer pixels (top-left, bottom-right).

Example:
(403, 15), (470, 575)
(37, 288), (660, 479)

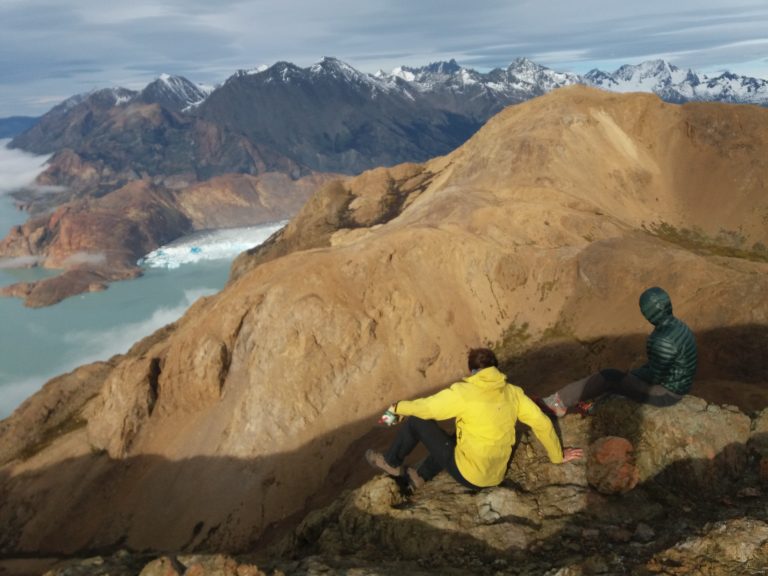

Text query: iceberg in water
(139, 221), (286, 269)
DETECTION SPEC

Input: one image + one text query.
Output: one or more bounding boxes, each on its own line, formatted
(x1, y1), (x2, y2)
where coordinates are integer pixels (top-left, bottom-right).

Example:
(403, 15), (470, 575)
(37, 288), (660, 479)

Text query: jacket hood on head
(639, 286), (673, 325)
(465, 366), (507, 389)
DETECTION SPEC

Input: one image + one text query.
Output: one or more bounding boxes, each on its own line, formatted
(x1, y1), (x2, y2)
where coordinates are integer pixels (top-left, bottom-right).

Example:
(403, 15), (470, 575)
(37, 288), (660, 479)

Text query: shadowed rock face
(264, 396), (764, 574)
(14, 397), (768, 575)
(1, 86), (768, 557)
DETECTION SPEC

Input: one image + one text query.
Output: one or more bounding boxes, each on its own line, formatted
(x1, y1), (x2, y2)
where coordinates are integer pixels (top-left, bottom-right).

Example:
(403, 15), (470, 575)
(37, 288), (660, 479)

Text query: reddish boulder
(586, 436), (640, 494)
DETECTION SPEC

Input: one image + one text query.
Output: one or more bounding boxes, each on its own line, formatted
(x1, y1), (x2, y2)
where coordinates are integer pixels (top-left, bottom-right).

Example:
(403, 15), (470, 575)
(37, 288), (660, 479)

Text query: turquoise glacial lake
(0, 195), (281, 418)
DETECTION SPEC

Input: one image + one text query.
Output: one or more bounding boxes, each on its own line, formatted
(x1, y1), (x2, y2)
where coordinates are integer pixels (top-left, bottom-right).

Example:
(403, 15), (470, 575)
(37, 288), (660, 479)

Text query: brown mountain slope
(1, 85), (767, 556)
(0, 172), (335, 307)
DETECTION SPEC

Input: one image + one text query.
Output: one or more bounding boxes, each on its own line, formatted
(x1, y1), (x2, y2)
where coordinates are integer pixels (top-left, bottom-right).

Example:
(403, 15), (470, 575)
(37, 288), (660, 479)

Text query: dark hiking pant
(557, 369), (682, 409)
(384, 416), (479, 489)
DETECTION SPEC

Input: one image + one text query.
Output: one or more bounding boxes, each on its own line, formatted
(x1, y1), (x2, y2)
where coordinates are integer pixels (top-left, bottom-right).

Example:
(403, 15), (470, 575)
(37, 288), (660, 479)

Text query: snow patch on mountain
(585, 60), (768, 104)
(141, 74), (212, 110)
(33, 56), (768, 132)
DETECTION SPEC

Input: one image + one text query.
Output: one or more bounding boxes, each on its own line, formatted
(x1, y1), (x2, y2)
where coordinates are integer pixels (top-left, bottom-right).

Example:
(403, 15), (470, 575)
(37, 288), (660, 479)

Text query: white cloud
(60, 252), (108, 267)
(0, 140), (51, 195)
(0, 255), (42, 269)
(2, 1), (768, 116)
(0, 287), (216, 418)
(63, 288), (215, 366)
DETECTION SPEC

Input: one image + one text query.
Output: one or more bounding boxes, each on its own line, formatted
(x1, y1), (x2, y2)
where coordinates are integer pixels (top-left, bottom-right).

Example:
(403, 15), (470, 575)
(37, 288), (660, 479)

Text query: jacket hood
(464, 366), (507, 389)
(639, 286), (673, 326)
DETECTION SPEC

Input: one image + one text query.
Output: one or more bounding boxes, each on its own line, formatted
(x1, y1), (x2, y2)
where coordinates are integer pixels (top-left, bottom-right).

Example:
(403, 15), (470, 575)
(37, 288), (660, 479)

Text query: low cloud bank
(61, 252), (107, 267)
(0, 255), (43, 269)
(0, 287), (216, 418)
(0, 139), (53, 195)
(63, 287), (216, 372)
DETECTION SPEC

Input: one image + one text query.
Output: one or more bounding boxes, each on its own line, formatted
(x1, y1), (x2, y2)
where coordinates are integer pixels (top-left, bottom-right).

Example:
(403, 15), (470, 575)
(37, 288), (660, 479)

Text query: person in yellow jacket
(366, 348), (583, 490)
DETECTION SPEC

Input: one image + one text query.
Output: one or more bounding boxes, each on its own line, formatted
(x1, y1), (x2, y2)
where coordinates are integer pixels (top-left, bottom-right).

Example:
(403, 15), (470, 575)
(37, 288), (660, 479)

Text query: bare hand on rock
(562, 447), (584, 462)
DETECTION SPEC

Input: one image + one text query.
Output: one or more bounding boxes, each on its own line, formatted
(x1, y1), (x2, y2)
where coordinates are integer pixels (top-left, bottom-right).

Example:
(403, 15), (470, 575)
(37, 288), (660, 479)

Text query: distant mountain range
(9, 57), (768, 177)
(2, 57), (767, 306)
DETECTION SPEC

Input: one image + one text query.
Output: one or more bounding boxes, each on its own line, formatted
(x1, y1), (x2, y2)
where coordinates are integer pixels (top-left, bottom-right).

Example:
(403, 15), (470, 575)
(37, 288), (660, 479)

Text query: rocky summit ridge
(1, 86), (768, 573)
(11, 396), (768, 575)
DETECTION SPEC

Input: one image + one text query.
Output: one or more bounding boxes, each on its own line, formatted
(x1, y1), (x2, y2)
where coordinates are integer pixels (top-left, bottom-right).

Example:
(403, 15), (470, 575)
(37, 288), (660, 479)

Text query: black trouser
(557, 369), (683, 408)
(384, 416), (479, 489)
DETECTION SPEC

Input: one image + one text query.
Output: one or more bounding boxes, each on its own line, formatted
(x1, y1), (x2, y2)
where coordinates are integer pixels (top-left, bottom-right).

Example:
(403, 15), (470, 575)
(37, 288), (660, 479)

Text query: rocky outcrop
(268, 397), (763, 574)
(1, 87), (768, 560)
(230, 162), (434, 280)
(20, 397), (768, 576)
(0, 173), (335, 306)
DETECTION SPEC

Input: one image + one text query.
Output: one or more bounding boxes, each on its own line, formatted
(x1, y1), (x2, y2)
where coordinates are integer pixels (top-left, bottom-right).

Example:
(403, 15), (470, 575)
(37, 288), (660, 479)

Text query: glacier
(139, 221), (287, 269)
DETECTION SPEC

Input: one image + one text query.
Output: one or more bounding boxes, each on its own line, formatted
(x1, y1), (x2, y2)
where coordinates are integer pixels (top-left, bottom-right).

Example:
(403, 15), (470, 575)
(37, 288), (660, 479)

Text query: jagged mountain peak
(507, 56), (543, 71)
(309, 56), (383, 88)
(311, 56), (354, 71)
(140, 74), (212, 111)
(380, 59), (487, 93)
(393, 59), (464, 78)
(614, 59), (682, 82)
(92, 86), (137, 106)
(47, 86), (137, 113)
(226, 61), (302, 84)
(264, 60), (309, 84)
(586, 58), (694, 94)
(414, 59), (463, 75)
(583, 58), (768, 103)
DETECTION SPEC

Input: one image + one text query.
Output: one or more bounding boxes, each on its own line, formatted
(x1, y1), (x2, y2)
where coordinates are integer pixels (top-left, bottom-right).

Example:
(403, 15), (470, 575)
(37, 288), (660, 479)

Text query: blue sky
(2, 0), (768, 117)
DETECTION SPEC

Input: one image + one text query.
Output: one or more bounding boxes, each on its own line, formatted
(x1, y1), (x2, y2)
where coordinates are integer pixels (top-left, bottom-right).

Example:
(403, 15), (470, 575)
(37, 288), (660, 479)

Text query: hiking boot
(405, 466), (425, 490)
(365, 449), (402, 477)
(540, 392), (568, 418)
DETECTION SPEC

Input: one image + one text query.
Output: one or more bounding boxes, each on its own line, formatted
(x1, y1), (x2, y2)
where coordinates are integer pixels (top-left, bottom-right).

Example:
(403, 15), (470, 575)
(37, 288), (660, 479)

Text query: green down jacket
(631, 287), (698, 395)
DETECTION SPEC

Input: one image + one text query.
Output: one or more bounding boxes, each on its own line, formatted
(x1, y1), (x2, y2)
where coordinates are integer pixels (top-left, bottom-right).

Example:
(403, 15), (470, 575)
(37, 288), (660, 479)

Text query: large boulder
(589, 395), (751, 492)
(586, 436), (639, 494)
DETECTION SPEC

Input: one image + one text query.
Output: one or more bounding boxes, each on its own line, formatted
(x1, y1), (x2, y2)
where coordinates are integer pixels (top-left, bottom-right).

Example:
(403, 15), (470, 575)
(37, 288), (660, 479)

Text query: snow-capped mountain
(11, 56), (768, 175)
(200, 57), (482, 173)
(46, 75), (212, 118)
(53, 87), (138, 114)
(585, 60), (691, 93)
(309, 57), (392, 92)
(376, 57), (580, 97)
(373, 56), (768, 107)
(139, 74), (213, 111)
(584, 59), (768, 105)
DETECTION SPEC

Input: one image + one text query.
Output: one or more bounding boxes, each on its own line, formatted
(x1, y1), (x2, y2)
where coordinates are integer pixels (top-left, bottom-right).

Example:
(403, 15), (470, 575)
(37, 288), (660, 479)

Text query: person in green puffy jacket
(542, 286), (698, 417)
(366, 348), (583, 491)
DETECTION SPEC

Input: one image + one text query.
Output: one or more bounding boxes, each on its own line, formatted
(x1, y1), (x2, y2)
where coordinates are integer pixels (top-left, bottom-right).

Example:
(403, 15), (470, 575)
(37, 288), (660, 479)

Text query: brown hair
(467, 348), (498, 371)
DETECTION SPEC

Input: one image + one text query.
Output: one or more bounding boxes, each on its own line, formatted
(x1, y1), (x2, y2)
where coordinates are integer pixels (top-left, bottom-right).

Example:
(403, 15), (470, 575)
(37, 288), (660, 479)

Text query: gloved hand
(377, 404), (402, 427)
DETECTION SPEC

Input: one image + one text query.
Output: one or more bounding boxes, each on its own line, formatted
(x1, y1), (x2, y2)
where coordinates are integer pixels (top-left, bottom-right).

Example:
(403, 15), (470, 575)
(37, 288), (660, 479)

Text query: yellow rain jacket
(394, 366), (563, 487)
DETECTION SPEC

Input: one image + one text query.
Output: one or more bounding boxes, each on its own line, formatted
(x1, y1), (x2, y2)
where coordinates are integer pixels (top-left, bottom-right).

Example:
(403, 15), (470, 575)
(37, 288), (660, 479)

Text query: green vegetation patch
(494, 321), (532, 359)
(645, 221), (768, 263)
